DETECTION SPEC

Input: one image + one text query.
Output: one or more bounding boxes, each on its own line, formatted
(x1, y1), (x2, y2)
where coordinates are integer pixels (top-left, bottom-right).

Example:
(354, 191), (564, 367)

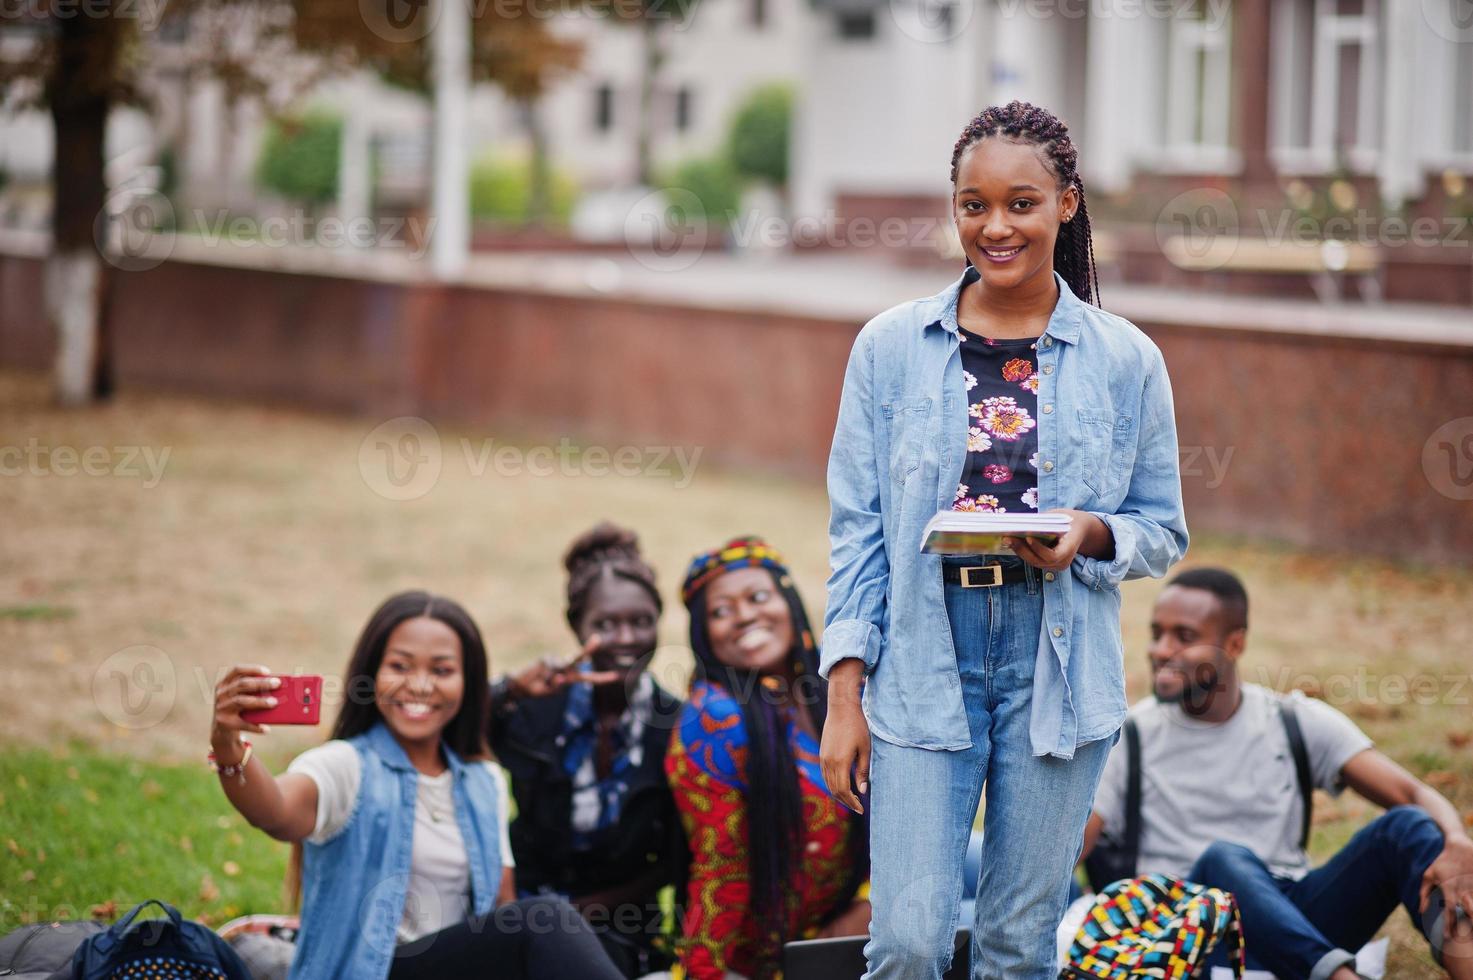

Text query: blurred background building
(0, 0), (1470, 562)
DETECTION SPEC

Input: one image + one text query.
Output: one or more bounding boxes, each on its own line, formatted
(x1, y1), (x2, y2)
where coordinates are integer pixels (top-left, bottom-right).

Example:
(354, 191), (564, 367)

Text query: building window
(1270, 0), (1381, 172)
(593, 84), (614, 133)
(751, 0), (767, 29)
(674, 87), (694, 133)
(836, 9), (875, 39)
(1161, 0), (1233, 164)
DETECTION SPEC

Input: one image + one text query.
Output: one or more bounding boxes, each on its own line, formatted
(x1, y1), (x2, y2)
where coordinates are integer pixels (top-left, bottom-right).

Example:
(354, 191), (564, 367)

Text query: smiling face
(374, 615), (465, 744)
(576, 572), (660, 678)
(1148, 585), (1244, 709)
(704, 566), (795, 676)
(952, 137), (1077, 295)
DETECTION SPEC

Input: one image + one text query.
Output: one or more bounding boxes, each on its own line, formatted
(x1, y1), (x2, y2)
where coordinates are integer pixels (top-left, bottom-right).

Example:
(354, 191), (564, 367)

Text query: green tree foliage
(469, 154), (579, 226)
(255, 111), (342, 205)
(726, 84), (792, 187)
(660, 156), (742, 227)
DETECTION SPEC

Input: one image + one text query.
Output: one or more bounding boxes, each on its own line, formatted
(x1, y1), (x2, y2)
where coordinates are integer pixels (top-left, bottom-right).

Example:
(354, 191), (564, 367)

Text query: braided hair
(563, 521), (662, 631)
(949, 100), (1101, 307)
(681, 538), (868, 973)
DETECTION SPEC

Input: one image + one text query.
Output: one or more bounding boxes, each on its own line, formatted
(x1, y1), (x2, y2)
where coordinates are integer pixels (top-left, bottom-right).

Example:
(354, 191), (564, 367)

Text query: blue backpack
(69, 900), (251, 980)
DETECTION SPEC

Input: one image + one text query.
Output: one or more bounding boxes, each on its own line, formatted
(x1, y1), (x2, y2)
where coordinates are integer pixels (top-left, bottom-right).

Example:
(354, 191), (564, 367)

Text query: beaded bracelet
(208, 740), (253, 785)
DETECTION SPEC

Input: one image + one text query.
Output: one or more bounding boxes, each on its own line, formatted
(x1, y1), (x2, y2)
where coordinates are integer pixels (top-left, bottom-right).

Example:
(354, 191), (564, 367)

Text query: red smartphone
(241, 675), (324, 726)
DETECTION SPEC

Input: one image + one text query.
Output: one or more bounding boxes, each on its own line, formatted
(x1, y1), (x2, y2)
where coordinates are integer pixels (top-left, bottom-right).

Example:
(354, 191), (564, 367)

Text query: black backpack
(1083, 700), (1313, 893)
(68, 901), (251, 980)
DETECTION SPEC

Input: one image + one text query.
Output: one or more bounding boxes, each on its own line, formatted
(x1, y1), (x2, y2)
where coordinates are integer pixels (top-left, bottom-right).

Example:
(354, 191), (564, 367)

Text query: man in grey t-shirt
(1079, 568), (1473, 980)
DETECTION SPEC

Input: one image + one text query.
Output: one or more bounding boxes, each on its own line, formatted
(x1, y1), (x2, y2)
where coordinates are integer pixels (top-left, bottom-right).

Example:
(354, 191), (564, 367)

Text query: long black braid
(681, 538), (868, 978)
(949, 100), (1101, 307)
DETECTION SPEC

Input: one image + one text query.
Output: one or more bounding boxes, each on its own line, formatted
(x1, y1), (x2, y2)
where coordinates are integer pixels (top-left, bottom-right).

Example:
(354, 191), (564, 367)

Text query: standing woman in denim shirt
(818, 102), (1189, 980)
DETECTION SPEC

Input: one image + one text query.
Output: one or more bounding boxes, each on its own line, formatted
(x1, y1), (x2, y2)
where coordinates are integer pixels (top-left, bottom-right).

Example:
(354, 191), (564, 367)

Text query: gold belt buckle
(960, 564), (1003, 588)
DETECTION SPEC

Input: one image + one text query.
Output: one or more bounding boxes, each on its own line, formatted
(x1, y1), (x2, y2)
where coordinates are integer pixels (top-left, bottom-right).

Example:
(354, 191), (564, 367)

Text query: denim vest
(288, 723), (504, 980)
(823, 269), (1189, 759)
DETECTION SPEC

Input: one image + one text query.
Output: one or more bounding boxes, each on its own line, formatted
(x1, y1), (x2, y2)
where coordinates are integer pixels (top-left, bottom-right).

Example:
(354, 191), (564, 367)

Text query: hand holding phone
(241, 675), (323, 726)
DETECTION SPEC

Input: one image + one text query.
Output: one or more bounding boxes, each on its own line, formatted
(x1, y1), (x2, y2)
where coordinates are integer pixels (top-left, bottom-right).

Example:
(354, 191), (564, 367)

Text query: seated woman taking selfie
(489, 523), (687, 977)
(208, 590), (624, 980)
(667, 537), (870, 980)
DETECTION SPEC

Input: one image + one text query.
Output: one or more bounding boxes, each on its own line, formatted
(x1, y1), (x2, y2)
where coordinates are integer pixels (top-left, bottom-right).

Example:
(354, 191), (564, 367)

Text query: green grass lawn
(0, 741), (689, 955)
(0, 744), (293, 932)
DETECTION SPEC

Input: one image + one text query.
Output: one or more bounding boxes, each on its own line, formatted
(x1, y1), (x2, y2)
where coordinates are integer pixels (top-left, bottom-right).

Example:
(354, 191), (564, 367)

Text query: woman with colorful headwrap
(665, 536), (870, 980)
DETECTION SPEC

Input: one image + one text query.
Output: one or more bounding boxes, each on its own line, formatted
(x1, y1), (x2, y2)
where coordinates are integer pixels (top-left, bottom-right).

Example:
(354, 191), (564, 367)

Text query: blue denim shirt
(289, 722), (504, 980)
(822, 268), (1188, 760)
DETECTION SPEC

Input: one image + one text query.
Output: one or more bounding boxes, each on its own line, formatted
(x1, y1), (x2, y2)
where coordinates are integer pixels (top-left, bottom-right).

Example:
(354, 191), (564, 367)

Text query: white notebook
(920, 510), (1072, 556)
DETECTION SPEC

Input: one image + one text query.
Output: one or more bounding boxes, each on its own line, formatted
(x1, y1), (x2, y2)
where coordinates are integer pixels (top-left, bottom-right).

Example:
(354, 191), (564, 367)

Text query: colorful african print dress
(664, 679), (859, 980)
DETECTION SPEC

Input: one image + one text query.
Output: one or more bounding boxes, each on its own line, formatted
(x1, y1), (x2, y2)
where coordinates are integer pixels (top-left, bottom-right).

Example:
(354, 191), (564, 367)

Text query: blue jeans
(864, 559), (1114, 980)
(1192, 806), (1451, 980)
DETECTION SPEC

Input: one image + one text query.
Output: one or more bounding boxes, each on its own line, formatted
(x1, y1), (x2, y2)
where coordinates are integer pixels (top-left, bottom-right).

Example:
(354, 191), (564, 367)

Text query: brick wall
(3, 251), (1469, 564)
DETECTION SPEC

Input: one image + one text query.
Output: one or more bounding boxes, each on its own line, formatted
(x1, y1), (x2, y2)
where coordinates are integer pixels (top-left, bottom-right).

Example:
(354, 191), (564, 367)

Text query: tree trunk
(46, 5), (121, 406)
(635, 16), (665, 188)
(524, 99), (551, 226)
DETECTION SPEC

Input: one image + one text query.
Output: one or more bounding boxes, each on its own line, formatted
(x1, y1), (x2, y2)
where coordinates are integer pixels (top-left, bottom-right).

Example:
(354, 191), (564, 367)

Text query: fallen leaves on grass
(1425, 770), (1459, 790)
(1449, 731), (1471, 750)
(199, 874), (220, 903)
(90, 901), (117, 919)
(222, 861), (241, 877)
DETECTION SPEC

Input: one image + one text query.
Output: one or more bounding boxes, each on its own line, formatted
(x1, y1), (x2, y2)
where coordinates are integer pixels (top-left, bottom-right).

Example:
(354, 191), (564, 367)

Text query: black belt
(941, 561), (1031, 588)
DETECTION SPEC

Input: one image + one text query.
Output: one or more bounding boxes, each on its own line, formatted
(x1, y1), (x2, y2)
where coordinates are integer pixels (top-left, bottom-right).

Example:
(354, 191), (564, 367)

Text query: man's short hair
(1165, 567), (1249, 634)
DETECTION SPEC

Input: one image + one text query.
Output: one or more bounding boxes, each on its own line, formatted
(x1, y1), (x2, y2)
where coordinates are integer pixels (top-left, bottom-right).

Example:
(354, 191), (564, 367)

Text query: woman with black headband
(665, 536), (870, 980)
(489, 522), (687, 977)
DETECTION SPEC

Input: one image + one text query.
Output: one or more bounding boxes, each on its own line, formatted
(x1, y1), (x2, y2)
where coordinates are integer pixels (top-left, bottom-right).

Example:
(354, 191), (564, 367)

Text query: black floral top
(953, 331), (1041, 514)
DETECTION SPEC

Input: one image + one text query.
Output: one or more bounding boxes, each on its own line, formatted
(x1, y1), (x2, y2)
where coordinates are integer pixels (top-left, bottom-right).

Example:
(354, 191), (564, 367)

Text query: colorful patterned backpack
(1059, 874), (1245, 980)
